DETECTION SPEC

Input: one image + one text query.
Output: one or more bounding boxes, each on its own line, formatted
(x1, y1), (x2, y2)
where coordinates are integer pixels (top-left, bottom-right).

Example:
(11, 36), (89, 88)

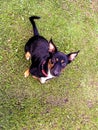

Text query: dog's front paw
(24, 69), (30, 77)
(40, 77), (46, 84)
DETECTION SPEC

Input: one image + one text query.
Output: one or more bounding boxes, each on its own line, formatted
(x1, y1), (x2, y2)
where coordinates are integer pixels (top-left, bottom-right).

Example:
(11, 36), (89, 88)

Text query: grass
(0, 0), (98, 129)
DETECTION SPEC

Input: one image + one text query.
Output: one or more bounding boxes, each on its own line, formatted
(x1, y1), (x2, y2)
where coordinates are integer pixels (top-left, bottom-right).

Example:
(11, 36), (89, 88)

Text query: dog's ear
(67, 50), (80, 63)
(49, 38), (57, 53)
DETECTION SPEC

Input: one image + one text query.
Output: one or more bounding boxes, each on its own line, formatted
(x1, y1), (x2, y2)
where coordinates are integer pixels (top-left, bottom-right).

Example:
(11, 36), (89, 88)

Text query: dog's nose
(54, 70), (59, 76)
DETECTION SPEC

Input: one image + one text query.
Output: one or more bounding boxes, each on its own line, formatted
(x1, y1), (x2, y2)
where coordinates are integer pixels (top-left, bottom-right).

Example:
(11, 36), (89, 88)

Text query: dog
(24, 16), (79, 83)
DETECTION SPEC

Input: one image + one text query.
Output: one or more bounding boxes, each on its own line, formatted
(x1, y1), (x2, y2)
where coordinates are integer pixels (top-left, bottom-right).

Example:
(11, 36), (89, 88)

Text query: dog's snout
(53, 70), (60, 76)
(51, 63), (61, 76)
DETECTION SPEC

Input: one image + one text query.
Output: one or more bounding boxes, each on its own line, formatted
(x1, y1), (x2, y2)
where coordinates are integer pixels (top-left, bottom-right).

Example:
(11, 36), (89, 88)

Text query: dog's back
(25, 16), (50, 60)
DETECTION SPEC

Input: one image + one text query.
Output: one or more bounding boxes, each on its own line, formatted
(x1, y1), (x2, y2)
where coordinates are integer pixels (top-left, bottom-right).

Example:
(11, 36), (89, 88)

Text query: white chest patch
(40, 70), (54, 84)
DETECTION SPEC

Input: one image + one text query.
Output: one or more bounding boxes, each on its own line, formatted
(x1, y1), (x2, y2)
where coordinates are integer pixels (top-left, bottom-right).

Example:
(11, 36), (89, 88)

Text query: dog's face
(50, 52), (68, 76)
(49, 51), (79, 76)
(49, 39), (80, 77)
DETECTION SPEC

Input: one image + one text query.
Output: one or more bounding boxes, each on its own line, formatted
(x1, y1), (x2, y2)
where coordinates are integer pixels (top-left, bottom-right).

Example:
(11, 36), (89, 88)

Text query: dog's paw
(24, 69), (30, 77)
(40, 77), (46, 84)
(25, 52), (31, 60)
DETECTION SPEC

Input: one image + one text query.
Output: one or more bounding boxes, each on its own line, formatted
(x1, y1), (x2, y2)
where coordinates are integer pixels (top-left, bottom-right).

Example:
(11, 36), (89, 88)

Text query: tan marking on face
(48, 59), (54, 69)
(25, 52), (31, 60)
(24, 69), (30, 77)
(56, 58), (59, 62)
(61, 60), (64, 63)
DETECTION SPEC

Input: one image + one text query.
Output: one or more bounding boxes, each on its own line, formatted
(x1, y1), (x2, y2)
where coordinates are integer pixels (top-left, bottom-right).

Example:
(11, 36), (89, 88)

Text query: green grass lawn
(0, 0), (98, 129)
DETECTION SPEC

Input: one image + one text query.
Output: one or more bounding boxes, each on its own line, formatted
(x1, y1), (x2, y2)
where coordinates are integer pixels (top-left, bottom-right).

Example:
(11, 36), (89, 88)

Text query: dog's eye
(62, 62), (66, 67)
(61, 60), (64, 63)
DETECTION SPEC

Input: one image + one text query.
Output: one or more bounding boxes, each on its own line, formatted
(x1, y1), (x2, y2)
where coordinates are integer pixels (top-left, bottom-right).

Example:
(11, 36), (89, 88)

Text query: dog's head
(49, 39), (80, 76)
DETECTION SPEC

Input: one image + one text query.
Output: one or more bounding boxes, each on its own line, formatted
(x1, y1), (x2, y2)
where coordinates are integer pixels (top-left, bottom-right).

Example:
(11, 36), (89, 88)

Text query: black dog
(24, 16), (79, 83)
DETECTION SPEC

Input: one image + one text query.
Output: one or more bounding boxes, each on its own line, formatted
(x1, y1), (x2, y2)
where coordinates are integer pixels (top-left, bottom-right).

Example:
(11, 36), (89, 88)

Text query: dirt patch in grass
(46, 95), (68, 107)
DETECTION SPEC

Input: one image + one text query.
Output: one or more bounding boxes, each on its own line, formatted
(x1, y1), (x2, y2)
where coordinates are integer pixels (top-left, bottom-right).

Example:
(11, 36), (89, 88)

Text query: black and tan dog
(24, 16), (79, 83)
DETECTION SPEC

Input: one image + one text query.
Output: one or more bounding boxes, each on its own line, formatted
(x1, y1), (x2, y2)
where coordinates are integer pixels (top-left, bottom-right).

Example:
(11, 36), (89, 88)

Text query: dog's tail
(29, 16), (40, 36)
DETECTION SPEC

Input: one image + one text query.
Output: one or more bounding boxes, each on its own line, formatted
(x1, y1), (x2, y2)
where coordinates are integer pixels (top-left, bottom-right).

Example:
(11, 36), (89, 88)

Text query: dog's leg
(39, 76), (53, 84)
(40, 77), (47, 84)
(25, 52), (31, 60)
(33, 76), (41, 81)
(24, 69), (30, 77)
(40, 70), (54, 83)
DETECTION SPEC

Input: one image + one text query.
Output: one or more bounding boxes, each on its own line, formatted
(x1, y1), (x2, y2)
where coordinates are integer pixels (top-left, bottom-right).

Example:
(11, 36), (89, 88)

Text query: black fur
(25, 16), (79, 80)
(25, 16), (56, 77)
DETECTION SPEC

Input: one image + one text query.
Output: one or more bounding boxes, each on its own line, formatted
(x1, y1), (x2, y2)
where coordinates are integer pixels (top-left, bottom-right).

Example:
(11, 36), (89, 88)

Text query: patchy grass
(0, 0), (98, 130)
